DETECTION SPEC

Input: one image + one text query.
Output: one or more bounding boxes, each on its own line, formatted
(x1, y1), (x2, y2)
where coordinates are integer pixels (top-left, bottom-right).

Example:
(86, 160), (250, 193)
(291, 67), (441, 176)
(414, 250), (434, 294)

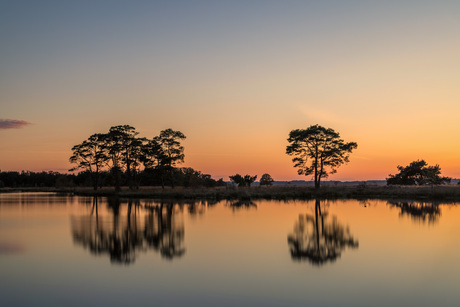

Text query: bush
(387, 160), (451, 185)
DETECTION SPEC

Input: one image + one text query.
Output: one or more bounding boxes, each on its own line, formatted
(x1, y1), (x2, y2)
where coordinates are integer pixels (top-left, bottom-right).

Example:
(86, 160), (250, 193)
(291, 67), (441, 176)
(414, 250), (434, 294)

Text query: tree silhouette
(229, 174), (257, 187)
(286, 125), (357, 189)
(69, 133), (108, 190)
(386, 160), (451, 185)
(67, 126), (194, 189)
(260, 173), (274, 186)
(287, 199), (358, 265)
(141, 137), (163, 169)
(152, 129), (186, 189)
(103, 125), (146, 191)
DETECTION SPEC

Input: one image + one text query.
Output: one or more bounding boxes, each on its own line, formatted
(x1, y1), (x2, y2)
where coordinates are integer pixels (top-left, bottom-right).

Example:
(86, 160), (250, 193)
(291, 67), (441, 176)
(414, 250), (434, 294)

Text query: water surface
(1, 193), (459, 306)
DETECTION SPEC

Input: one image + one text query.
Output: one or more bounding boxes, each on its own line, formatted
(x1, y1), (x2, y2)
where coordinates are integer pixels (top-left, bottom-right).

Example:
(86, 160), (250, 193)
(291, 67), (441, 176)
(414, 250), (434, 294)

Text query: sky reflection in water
(0, 193), (459, 307)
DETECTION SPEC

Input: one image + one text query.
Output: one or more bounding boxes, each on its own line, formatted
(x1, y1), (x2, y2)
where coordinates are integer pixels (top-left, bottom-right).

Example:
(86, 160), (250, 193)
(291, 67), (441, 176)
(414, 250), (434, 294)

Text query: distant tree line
(0, 170), (74, 188)
(0, 167), (225, 189)
(228, 173), (274, 187)
(0, 125), (225, 189)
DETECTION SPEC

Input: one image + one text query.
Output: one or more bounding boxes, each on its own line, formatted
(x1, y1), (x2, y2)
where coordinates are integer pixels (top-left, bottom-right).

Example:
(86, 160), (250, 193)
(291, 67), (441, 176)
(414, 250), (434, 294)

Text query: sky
(1, 0), (460, 181)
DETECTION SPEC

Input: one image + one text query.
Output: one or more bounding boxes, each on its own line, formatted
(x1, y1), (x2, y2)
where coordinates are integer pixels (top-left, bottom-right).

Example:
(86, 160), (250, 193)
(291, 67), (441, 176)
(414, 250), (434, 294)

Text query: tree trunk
(315, 199), (320, 252)
(314, 143), (319, 189)
(114, 167), (121, 192)
(126, 161), (133, 190)
(317, 158), (324, 190)
(93, 168), (99, 191)
(170, 167), (175, 189)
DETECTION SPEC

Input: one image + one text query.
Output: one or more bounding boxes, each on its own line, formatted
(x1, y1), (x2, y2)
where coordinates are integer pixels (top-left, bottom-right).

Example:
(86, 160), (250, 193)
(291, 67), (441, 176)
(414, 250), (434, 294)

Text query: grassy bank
(2, 184), (460, 201)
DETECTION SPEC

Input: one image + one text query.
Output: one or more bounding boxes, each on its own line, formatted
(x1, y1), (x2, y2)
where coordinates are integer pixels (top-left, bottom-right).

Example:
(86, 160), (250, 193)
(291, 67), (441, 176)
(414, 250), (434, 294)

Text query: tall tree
(103, 125), (144, 191)
(286, 125), (357, 189)
(69, 133), (108, 190)
(141, 138), (168, 188)
(123, 135), (146, 189)
(141, 138), (164, 169)
(153, 129), (186, 189)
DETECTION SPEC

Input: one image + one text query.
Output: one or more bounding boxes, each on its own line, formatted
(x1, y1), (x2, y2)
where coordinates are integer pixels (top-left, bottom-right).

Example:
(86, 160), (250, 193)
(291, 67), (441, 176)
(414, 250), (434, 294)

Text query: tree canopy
(260, 173), (274, 186)
(286, 124), (357, 189)
(152, 129), (186, 188)
(104, 125), (145, 190)
(386, 160), (451, 185)
(69, 133), (107, 190)
(69, 125), (188, 191)
(229, 174), (257, 187)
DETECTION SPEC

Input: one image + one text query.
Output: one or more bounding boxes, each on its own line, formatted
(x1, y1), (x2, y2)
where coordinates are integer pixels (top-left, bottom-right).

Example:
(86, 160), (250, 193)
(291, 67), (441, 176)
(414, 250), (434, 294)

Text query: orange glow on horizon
(1, 2), (459, 181)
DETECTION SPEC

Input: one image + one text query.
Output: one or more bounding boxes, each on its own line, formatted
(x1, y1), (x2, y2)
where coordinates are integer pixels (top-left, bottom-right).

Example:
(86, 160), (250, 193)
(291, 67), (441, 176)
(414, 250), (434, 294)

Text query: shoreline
(1, 184), (460, 202)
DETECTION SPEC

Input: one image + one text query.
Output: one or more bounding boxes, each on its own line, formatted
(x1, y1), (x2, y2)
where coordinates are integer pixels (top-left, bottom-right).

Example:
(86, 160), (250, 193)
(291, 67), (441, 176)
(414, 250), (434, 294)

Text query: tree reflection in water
(144, 201), (185, 259)
(226, 200), (257, 211)
(388, 201), (441, 224)
(71, 197), (186, 264)
(287, 199), (358, 266)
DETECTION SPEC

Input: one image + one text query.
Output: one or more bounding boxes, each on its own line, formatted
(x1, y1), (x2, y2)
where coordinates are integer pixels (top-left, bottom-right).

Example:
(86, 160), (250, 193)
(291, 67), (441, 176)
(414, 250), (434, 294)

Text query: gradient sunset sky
(1, 0), (459, 181)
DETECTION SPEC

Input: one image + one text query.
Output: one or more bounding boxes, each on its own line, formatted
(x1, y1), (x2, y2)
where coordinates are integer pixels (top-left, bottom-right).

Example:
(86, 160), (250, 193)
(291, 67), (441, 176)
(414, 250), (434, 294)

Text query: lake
(1, 193), (459, 306)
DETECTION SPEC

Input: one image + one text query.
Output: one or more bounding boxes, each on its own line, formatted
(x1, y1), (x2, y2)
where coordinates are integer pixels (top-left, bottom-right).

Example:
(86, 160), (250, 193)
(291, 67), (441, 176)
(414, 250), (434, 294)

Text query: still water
(0, 193), (459, 306)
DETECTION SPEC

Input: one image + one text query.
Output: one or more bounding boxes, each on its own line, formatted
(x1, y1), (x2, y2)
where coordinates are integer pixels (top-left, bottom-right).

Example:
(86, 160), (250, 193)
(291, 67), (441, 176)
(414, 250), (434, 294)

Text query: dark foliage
(69, 125), (190, 191)
(260, 173), (274, 186)
(229, 174), (257, 187)
(0, 167), (221, 189)
(286, 124), (357, 189)
(0, 171), (75, 188)
(386, 160), (451, 185)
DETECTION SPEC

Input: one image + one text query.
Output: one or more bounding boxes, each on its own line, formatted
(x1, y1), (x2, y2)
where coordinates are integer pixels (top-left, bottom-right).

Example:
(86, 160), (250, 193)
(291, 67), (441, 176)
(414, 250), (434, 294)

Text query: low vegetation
(3, 184), (460, 202)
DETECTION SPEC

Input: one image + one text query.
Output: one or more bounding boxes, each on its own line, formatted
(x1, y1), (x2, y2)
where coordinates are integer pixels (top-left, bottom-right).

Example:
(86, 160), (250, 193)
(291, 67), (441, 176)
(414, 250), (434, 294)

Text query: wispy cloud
(0, 119), (31, 129)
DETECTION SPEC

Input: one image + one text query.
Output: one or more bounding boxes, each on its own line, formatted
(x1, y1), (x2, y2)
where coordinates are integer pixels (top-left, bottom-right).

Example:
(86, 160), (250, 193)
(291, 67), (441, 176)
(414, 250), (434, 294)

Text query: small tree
(386, 160), (451, 185)
(260, 173), (274, 186)
(229, 174), (257, 187)
(286, 125), (357, 189)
